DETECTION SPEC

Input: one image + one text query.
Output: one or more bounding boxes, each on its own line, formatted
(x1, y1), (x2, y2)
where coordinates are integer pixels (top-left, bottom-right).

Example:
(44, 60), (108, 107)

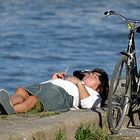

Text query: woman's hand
(52, 72), (66, 79)
(66, 76), (81, 85)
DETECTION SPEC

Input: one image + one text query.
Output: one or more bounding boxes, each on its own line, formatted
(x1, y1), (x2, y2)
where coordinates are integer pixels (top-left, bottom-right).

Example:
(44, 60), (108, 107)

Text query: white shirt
(41, 79), (101, 109)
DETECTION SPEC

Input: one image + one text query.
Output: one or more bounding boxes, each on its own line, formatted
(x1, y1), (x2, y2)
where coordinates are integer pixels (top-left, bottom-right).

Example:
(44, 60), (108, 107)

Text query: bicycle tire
(108, 55), (131, 134)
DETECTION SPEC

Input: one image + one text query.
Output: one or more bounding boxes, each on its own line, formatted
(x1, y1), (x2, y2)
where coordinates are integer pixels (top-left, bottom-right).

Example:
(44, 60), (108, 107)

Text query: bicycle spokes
(111, 105), (123, 128)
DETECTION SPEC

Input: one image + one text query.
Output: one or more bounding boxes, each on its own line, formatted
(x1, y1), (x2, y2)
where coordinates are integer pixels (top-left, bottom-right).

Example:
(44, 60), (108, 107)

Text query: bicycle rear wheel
(129, 94), (140, 128)
(108, 55), (131, 134)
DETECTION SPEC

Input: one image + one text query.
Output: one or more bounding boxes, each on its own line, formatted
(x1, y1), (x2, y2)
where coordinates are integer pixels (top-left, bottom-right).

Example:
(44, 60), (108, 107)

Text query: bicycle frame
(126, 30), (138, 93)
(104, 10), (140, 98)
(127, 30), (140, 126)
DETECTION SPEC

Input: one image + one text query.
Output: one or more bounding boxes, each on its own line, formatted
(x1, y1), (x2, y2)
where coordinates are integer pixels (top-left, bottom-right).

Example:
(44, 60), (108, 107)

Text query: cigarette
(64, 67), (69, 74)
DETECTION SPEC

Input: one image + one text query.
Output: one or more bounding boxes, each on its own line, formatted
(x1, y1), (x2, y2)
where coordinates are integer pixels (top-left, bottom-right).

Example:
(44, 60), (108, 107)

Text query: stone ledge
(0, 109), (107, 140)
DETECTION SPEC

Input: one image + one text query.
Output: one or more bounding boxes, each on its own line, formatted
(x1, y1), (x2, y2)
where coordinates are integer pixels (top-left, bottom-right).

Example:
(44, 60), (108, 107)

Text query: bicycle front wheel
(108, 55), (131, 134)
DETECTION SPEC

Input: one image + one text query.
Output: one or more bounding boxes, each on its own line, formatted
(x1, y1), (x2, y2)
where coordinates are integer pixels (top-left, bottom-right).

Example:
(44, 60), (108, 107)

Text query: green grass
(55, 130), (66, 140)
(21, 110), (60, 118)
(55, 124), (113, 140)
(0, 100), (60, 120)
(0, 110), (60, 120)
(75, 125), (112, 140)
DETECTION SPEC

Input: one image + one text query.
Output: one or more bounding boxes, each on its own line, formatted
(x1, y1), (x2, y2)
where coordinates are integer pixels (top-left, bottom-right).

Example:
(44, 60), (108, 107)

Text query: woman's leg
(10, 87), (30, 105)
(9, 87), (38, 113)
(13, 96), (38, 113)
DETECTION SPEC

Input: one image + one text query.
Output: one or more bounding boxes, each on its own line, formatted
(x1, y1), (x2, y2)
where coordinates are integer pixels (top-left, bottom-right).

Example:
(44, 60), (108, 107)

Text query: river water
(0, 0), (140, 94)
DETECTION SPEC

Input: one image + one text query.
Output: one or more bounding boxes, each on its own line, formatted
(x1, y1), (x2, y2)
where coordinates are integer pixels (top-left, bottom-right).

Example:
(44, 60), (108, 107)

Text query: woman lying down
(0, 68), (109, 115)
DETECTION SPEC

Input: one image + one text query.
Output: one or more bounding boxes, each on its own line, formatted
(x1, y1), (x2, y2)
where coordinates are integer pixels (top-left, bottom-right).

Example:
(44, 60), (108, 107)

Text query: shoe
(0, 89), (15, 115)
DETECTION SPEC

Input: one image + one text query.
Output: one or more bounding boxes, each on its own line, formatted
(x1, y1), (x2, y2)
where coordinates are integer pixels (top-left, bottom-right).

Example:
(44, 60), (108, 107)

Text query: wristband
(77, 82), (84, 86)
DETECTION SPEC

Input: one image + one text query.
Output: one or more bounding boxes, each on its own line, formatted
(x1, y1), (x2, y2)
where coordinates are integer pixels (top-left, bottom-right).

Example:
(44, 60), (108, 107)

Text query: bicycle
(104, 10), (140, 134)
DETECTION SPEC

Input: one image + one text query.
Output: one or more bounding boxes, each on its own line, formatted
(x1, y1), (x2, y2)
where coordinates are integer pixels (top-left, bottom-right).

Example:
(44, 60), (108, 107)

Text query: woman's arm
(66, 76), (90, 100)
(67, 76), (101, 109)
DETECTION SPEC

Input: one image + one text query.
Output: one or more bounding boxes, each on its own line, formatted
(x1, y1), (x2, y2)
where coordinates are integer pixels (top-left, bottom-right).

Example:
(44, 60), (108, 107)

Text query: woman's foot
(0, 89), (15, 115)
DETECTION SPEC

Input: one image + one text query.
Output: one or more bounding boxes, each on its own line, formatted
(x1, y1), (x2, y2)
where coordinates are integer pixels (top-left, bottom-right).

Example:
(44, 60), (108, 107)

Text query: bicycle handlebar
(104, 10), (127, 21)
(104, 10), (140, 31)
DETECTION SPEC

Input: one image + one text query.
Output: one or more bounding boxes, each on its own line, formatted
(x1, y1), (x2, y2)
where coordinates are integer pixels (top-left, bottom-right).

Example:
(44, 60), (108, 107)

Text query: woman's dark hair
(73, 70), (90, 80)
(91, 68), (109, 107)
(73, 68), (109, 107)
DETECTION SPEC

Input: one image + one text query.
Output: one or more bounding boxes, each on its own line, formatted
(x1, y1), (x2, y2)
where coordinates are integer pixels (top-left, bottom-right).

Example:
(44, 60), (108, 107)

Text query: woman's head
(73, 68), (109, 106)
(90, 68), (109, 107)
(82, 71), (102, 91)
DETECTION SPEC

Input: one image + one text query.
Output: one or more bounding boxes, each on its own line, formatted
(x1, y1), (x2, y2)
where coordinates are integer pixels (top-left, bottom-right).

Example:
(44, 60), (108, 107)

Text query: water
(0, 0), (140, 94)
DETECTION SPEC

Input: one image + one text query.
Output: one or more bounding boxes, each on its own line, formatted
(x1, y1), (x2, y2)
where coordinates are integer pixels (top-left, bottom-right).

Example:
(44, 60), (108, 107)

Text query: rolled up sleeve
(80, 95), (101, 109)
